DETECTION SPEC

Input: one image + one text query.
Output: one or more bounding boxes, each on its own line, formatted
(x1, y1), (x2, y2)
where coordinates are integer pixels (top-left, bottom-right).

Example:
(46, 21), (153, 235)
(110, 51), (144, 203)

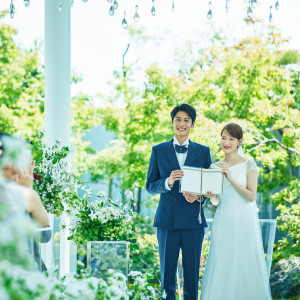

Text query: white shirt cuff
(165, 178), (173, 191)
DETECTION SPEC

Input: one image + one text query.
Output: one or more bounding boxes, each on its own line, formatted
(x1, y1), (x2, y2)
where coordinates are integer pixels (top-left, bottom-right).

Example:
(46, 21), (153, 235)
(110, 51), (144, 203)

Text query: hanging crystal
(225, 0), (229, 13)
(250, 0), (257, 9)
(269, 5), (272, 22)
(122, 11), (128, 29)
(24, 0), (30, 7)
(113, 0), (118, 10)
(207, 1), (212, 20)
(82, 0), (88, 2)
(71, 0), (74, 7)
(246, 1), (252, 18)
(109, 5), (115, 16)
(172, 0), (175, 12)
(275, 1), (279, 10)
(58, 1), (62, 12)
(107, 0), (112, 3)
(133, 5), (140, 22)
(10, 0), (15, 19)
(151, 0), (155, 16)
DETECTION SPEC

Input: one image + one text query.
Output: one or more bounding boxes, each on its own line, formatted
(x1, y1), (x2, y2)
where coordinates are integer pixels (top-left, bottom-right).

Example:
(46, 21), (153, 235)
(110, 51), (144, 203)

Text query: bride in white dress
(200, 123), (272, 300)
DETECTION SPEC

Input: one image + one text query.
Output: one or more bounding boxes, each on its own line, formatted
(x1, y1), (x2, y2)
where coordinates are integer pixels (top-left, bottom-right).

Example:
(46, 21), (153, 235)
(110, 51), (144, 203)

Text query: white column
(44, 0), (71, 277)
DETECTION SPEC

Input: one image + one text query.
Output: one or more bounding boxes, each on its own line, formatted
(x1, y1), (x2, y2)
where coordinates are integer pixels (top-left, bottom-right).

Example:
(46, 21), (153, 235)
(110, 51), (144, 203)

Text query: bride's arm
(222, 167), (257, 202)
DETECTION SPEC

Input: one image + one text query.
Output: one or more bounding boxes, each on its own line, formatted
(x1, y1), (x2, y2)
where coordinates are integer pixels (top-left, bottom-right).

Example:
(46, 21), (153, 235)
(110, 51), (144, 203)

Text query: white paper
(180, 166), (202, 194)
(180, 166), (223, 195)
(201, 169), (223, 195)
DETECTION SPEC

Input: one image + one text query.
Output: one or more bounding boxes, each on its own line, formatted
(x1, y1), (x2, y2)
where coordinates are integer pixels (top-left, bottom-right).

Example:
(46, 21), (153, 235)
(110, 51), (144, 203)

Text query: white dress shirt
(165, 137), (189, 190)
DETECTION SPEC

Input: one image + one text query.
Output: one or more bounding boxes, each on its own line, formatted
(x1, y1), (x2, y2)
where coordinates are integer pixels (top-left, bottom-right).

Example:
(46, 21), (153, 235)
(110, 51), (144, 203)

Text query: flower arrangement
(128, 271), (158, 300)
(33, 136), (86, 216)
(68, 191), (135, 244)
(96, 270), (159, 299)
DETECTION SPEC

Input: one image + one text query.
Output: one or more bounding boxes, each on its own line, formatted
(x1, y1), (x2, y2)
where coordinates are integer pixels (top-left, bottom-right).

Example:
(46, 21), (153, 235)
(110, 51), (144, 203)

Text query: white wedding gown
(200, 159), (272, 300)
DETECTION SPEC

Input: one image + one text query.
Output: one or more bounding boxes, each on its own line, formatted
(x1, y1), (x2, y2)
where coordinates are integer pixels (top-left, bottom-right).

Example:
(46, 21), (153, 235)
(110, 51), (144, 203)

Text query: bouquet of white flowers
(68, 191), (135, 244)
(33, 137), (85, 216)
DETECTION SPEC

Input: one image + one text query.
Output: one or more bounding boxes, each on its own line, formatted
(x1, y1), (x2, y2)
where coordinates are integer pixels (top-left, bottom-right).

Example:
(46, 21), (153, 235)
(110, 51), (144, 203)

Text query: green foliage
(128, 271), (159, 299)
(33, 137), (85, 216)
(96, 23), (300, 262)
(0, 11), (101, 175)
(68, 194), (134, 244)
(130, 216), (160, 284)
(272, 179), (300, 263)
(270, 257), (300, 299)
(0, 12), (44, 143)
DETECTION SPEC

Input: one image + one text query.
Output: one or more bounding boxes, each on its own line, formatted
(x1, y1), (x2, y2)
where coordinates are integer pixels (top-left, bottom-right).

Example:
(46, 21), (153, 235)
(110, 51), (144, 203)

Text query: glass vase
(87, 241), (130, 279)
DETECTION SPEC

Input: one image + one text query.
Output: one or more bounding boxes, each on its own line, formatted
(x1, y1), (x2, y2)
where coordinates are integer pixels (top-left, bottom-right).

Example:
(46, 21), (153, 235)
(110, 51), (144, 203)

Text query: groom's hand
(183, 192), (199, 203)
(167, 170), (184, 186)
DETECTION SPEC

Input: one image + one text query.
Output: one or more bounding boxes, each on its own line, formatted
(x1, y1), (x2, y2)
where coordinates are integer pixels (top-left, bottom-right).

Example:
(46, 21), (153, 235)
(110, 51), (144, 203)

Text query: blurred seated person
(0, 133), (49, 228)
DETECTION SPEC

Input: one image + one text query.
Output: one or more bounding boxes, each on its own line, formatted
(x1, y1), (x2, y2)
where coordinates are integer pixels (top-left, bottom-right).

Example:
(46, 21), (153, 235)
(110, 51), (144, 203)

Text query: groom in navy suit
(146, 104), (211, 300)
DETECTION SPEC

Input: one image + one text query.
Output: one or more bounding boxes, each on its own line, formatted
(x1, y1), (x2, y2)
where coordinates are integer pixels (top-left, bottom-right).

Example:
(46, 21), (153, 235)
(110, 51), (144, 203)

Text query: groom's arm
(146, 147), (169, 194)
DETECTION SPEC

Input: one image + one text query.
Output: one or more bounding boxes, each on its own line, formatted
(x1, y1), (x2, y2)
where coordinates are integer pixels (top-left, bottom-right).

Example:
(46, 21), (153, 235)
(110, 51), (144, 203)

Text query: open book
(180, 166), (224, 195)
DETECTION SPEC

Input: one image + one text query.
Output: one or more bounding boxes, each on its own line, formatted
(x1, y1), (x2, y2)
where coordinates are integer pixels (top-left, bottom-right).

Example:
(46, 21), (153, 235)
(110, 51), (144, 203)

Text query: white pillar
(44, 0), (71, 277)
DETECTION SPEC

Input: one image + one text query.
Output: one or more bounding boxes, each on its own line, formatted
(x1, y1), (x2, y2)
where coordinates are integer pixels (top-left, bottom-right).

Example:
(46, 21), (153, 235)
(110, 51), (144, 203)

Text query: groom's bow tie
(175, 144), (188, 153)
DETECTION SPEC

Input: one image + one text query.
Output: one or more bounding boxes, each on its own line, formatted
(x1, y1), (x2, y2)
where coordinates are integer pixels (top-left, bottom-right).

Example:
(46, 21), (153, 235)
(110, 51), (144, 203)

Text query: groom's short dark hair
(170, 104), (196, 123)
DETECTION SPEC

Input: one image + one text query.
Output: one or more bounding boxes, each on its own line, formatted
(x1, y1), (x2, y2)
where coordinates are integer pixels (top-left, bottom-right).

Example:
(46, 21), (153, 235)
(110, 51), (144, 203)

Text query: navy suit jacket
(146, 139), (211, 230)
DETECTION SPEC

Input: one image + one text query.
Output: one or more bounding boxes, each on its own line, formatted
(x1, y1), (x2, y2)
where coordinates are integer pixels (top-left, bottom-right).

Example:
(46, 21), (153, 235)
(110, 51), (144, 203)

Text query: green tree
(96, 22), (299, 260)
(0, 10), (44, 144)
(0, 11), (101, 172)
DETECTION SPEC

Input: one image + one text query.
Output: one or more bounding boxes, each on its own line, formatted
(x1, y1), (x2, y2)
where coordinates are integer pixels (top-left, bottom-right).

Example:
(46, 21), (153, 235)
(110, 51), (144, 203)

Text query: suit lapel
(184, 141), (197, 166)
(165, 139), (181, 170)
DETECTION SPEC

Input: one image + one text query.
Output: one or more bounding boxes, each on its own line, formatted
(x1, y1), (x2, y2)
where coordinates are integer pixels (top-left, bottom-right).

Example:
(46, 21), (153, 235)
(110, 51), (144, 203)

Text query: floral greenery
(271, 178), (300, 264)
(0, 169), (99, 299)
(33, 135), (87, 217)
(129, 215), (160, 285)
(0, 168), (159, 299)
(68, 192), (135, 244)
(270, 257), (300, 299)
(130, 233), (160, 285)
(128, 271), (159, 299)
(94, 270), (159, 299)
(96, 271), (128, 299)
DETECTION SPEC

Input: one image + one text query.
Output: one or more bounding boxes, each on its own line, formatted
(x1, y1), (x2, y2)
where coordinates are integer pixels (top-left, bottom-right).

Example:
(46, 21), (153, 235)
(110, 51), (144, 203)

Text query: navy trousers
(157, 228), (205, 300)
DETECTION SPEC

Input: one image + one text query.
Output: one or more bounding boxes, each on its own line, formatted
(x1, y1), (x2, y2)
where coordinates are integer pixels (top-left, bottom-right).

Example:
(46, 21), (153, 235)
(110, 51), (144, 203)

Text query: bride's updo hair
(221, 123), (243, 140)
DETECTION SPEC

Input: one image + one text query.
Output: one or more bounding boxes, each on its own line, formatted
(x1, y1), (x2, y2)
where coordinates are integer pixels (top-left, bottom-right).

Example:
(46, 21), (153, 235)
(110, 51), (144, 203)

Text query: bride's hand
(222, 166), (233, 182)
(205, 191), (214, 198)
(205, 191), (219, 206)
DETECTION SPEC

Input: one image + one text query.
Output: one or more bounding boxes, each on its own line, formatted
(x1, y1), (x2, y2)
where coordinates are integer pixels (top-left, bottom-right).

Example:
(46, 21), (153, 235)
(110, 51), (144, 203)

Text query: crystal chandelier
(9, 0), (281, 28)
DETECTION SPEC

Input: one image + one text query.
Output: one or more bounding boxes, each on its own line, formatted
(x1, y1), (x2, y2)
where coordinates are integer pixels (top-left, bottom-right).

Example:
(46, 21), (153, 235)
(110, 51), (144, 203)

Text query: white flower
(88, 211), (97, 221)
(97, 191), (106, 197)
(124, 190), (134, 200)
(129, 270), (143, 277)
(147, 285), (156, 297)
